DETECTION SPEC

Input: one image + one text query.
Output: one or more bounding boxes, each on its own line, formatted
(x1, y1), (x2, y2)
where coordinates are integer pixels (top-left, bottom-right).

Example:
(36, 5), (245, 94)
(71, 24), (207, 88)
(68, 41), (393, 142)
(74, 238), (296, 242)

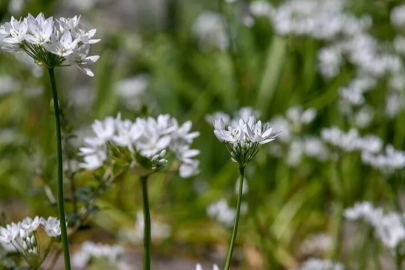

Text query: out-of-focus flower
(72, 241), (129, 270)
(391, 5), (405, 28)
(196, 264), (220, 270)
(192, 12), (229, 51)
(134, 212), (171, 242)
(207, 199), (248, 227)
(292, 258), (344, 270)
(345, 202), (405, 250)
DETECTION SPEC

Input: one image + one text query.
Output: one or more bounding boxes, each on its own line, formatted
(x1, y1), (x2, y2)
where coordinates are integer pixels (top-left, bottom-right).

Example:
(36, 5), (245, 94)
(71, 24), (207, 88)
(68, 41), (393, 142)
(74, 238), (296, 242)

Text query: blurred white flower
(292, 258), (344, 270)
(391, 5), (405, 28)
(362, 145), (405, 172)
(345, 202), (405, 250)
(300, 233), (333, 256)
(134, 212), (171, 242)
(354, 106), (374, 128)
(385, 92), (402, 119)
(116, 74), (150, 110)
(196, 264), (220, 270)
(40, 217), (61, 237)
(193, 12), (229, 51)
(72, 241), (129, 270)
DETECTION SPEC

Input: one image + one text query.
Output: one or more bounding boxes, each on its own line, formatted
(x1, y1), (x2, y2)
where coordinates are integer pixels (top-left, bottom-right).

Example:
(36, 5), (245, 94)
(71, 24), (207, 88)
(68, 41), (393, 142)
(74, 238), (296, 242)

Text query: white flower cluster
(344, 202), (405, 250)
(134, 212), (171, 242)
(213, 112), (280, 167)
(292, 258), (344, 270)
(79, 114), (200, 178)
(196, 264), (219, 270)
(250, 0), (370, 40)
(361, 145), (405, 173)
(268, 106), (328, 166)
(0, 13), (100, 76)
(192, 12), (229, 51)
(72, 241), (130, 270)
(0, 216), (61, 260)
(321, 127), (382, 153)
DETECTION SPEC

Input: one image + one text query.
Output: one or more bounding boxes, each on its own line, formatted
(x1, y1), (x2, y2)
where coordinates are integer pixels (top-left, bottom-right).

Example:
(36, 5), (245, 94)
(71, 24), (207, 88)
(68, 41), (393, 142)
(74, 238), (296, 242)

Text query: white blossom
(196, 264), (220, 270)
(292, 258), (344, 270)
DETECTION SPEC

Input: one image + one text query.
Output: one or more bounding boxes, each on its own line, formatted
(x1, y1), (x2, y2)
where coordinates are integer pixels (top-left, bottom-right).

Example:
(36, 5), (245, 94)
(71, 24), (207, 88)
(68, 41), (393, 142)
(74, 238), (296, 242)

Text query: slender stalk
(47, 68), (71, 270)
(141, 175), (151, 270)
(223, 166), (245, 270)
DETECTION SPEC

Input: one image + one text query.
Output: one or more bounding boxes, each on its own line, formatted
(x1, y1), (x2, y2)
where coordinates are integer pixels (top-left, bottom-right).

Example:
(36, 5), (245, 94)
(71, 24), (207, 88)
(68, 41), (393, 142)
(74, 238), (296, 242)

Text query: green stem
(141, 175), (151, 270)
(47, 68), (71, 270)
(223, 166), (245, 270)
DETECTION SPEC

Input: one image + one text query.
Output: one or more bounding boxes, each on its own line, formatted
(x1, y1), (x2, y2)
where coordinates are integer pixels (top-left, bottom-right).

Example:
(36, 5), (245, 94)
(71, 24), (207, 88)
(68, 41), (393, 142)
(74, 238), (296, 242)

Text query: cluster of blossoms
(79, 114), (200, 178)
(0, 216), (61, 268)
(320, 126), (405, 173)
(268, 106), (329, 166)
(248, 0), (405, 121)
(72, 241), (130, 270)
(344, 202), (405, 250)
(292, 258), (344, 270)
(0, 13), (100, 76)
(249, 0), (370, 40)
(321, 127), (382, 153)
(213, 114), (280, 167)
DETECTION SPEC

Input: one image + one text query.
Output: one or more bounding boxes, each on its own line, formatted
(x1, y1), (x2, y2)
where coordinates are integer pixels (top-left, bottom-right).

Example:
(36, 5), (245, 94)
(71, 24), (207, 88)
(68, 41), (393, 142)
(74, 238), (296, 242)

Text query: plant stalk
(141, 175), (152, 270)
(223, 166), (245, 270)
(48, 68), (71, 270)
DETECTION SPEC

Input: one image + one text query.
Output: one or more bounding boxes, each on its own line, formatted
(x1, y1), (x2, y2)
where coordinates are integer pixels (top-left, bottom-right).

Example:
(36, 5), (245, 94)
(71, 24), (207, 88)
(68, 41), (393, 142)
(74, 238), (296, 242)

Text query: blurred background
(1, 0), (405, 269)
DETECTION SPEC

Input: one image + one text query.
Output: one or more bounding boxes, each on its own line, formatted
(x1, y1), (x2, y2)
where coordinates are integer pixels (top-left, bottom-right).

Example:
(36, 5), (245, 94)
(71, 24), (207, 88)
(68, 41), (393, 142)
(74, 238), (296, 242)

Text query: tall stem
(141, 175), (151, 270)
(223, 166), (245, 270)
(47, 68), (71, 270)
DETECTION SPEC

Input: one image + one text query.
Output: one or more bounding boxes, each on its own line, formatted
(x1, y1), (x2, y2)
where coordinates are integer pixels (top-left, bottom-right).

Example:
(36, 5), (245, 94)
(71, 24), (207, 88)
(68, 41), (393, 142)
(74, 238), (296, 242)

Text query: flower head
(213, 114), (280, 167)
(0, 13), (100, 75)
(80, 114), (200, 178)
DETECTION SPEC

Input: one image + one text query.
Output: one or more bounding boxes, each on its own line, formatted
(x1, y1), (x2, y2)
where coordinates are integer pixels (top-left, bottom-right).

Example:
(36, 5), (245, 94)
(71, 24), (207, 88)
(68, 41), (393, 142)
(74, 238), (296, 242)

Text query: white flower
(44, 31), (78, 57)
(73, 241), (126, 268)
(391, 5), (405, 28)
(196, 264), (220, 270)
(80, 114), (200, 177)
(0, 223), (19, 243)
(243, 116), (281, 144)
(79, 137), (107, 170)
(40, 217), (61, 237)
(19, 216), (40, 233)
(135, 212), (171, 242)
(66, 44), (99, 76)
(293, 258), (344, 270)
(207, 199), (236, 227)
(214, 114), (279, 166)
(24, 13), (54, 45)
(91, 117), (115, 141)
(193, 12), (229, 51)
(345, 202), (405, 250)
(1, 16), (28, 44)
